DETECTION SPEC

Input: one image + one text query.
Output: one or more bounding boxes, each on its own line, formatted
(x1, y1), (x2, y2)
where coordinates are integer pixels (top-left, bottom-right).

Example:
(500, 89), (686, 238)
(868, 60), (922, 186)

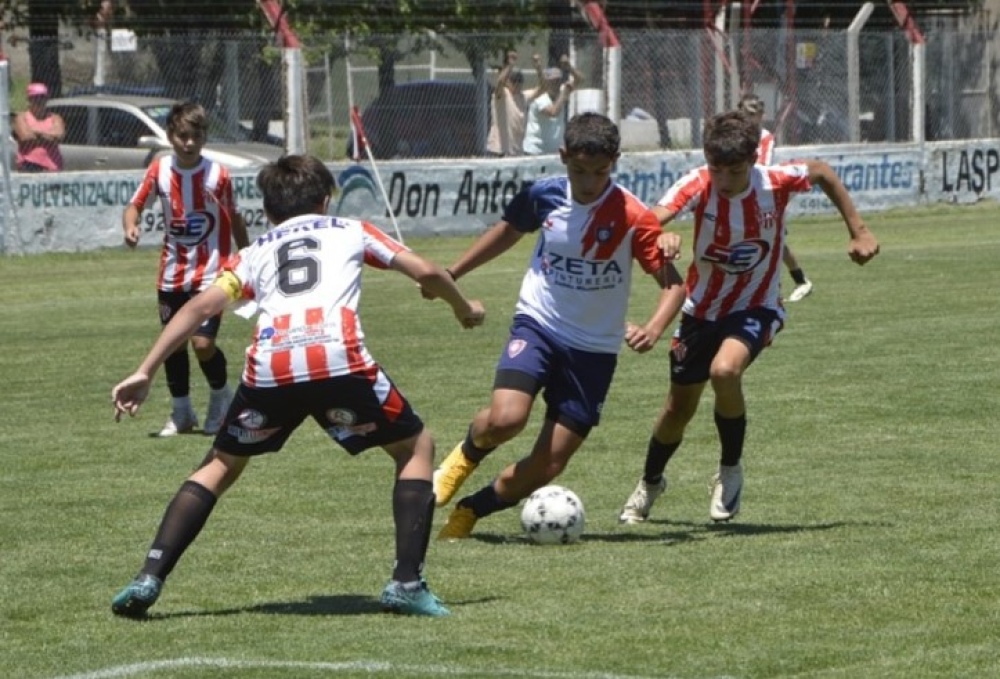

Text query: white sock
(172, 396), (193, 412)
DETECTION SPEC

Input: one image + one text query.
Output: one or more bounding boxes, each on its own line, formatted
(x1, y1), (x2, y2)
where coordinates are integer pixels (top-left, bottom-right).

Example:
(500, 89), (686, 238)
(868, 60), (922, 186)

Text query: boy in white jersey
(122, 102), (249, 438)
(618, 111), (879, 524)
(738, 93), (814, 302)
(432, 112), (686, 540)
(110, 155), (485, 618)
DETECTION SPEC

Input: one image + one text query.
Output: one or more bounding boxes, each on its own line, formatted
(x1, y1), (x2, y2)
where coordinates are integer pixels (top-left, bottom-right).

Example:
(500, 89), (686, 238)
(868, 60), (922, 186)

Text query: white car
(46, 94), (284, 171)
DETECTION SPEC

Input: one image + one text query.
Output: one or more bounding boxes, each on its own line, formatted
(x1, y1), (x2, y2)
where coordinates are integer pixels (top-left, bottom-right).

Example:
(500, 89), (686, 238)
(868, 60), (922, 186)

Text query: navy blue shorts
(669, 308), (782, 385)
(158, 290), (221, 339)
(212, 366), (424, 457)
(493, 315), (617, 435)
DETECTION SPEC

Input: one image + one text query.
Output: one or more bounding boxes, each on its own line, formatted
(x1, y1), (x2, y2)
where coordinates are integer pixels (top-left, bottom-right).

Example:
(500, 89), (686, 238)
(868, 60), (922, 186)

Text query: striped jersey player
(122, 102), (248, 439)
(111, 155), (484, 619)
(618, 110), (879, 527)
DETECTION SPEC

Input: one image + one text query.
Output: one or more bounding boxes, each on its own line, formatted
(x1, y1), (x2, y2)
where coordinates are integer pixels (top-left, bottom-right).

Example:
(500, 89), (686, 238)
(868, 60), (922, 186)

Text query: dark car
(359, 80), (490, 159)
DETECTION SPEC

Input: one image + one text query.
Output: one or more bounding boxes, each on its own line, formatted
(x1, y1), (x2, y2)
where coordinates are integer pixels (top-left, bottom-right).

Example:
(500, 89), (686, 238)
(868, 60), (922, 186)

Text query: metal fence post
(847, 3), (875, 142)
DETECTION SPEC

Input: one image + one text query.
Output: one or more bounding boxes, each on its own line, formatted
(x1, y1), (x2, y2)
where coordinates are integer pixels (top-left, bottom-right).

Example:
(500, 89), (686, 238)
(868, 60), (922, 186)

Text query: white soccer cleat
(709, 464), (743, 522)
(618, 477), (667, 524)
(203, 386), (234, 435)
(158, 409), (198, 437)
(788, 279), (814, 302)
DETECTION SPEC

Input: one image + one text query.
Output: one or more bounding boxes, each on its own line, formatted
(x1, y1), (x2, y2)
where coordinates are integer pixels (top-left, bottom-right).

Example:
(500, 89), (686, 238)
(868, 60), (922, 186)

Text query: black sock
(790, 268), (807, 285)
(140, 480), (218, 581)
(164, 349), (191, 398)
(198, 348), (228, 390)
(461, 482), (518, 519)
(643, 437), (682, 484)
(391, 479), (434, 583)
(715, 411), (747, 467)
(461, 425), (497, 464)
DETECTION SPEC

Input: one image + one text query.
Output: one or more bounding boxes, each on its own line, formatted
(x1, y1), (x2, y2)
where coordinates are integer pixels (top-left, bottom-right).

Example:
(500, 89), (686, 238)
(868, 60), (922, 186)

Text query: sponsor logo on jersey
(702, 239), (771, 274)
(169, 210), (217, 247)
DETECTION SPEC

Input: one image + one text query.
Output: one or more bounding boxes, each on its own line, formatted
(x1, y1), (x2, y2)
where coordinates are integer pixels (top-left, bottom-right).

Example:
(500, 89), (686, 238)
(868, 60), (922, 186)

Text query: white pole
(0, 59), (20, 254)
(284, 47), (307, 154)
(606, 46), (621, 122)
(911, 42), (925, 144)
(345, 33), (356, 126)
(94, 29), (106, 87)
(713, 6), (727, 112)
(728, 3), (741, 108)
(847, 3), (875, 142)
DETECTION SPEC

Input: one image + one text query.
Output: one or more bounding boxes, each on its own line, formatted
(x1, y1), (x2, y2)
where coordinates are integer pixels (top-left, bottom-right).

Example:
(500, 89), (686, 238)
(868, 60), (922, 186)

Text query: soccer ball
(520, 485), (585, 545)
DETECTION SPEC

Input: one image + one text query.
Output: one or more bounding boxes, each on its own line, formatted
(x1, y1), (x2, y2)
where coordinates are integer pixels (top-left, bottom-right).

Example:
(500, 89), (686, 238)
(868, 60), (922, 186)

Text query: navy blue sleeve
(501, 185), (540, 233)
(501, 176), (565, 234)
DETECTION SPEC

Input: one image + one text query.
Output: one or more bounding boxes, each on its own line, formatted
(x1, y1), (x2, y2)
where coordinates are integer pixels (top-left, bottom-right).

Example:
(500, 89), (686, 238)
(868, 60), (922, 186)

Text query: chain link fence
(3, 22), (997, 165)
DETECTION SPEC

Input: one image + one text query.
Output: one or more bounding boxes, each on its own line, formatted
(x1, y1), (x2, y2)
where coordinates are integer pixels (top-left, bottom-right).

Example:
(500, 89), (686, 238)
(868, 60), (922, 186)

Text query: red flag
(350, 106), (368, 162)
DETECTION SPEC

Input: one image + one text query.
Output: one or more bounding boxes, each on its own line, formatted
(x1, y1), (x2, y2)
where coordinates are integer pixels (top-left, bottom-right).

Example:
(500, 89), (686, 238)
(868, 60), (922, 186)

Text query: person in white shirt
(522, 58), (576, 155)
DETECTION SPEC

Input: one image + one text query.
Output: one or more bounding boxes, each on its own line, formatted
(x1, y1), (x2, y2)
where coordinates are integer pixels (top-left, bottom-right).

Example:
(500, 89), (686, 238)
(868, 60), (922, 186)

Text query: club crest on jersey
(169, 210), (217, 247)
(756, 207), (778, 230)
(507, 339), (527, 358)
(596, 225), (614, 242)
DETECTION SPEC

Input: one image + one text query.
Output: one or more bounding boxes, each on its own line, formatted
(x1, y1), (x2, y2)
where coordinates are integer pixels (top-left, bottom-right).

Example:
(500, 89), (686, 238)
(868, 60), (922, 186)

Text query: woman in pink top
(14, 82), (65, 172)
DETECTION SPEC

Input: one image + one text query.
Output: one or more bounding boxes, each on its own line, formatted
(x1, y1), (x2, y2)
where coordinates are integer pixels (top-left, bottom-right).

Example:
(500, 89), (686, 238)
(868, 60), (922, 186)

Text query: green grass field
(2, 203), (999, 679)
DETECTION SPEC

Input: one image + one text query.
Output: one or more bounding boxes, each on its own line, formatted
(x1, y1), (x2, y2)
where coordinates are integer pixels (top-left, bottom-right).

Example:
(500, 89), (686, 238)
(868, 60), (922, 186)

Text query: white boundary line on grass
(51, 657), (705, 679)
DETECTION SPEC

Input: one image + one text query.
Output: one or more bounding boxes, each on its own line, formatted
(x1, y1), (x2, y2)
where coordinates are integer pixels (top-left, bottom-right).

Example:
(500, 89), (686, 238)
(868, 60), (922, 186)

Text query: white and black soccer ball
(520, 485), (585, 545)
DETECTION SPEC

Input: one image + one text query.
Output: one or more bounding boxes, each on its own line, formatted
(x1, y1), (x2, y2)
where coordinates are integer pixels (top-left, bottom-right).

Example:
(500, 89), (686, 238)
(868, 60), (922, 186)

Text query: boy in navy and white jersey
(111, 155), (485, 618)
(432, 112), (686, 540)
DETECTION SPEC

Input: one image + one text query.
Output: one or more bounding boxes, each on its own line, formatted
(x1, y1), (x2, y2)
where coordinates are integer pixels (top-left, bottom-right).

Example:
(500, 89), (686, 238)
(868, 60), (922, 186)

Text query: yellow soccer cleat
(437, 505), (478, 541)
(433, 444), (479, 507)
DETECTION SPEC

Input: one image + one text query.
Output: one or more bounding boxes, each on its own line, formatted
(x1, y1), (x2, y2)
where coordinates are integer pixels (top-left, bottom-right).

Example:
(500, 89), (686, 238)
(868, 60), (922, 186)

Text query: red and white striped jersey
(757, 128), (776, 165)
(130, 155), (240, 293)
(219, 214), (407, 388)
(657, 164), (812, 320)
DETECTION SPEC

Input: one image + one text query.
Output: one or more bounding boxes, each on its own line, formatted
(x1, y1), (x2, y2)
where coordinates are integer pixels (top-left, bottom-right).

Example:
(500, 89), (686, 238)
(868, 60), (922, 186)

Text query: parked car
(45, 94), (285, 171)
(358, 80), (489, 159)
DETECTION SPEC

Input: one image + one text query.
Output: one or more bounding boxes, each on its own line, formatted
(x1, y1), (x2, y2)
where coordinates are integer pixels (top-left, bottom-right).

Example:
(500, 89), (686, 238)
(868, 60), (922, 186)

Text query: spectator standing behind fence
(486, 51), (529, 157)
(522, 54), (578, 155)
(13, 83), (64, 173)
(738, 93), (814, 302)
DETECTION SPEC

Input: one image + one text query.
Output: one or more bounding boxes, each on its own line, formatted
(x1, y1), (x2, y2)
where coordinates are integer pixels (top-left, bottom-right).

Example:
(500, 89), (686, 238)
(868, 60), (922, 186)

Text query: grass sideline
(2, 203), (999, 679)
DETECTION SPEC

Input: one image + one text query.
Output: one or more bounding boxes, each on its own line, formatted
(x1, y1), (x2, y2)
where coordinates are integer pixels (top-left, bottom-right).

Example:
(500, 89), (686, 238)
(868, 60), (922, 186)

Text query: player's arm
(12, 113), (35, 142)
(651, 205), (682, 260)
(43, 114), (66, 142)
(112, 284), (233, 421)
(231, 210), (250, 249)
(447, 220), (524, 280)
(804, 159), (880, 265)
(391, 251), (485, 329)
(122, 203), (142, 249)
(625, 262), (685, 353)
